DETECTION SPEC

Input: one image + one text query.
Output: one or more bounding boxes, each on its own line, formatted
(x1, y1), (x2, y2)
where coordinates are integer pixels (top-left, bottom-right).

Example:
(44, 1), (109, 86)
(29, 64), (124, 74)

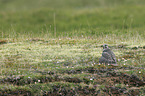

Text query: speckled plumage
(99, 44), (117, 65)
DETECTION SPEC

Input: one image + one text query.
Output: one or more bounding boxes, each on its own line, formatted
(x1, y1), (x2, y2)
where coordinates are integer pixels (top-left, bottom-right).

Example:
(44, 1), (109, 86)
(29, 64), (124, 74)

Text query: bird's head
(103, 44), (108, 49)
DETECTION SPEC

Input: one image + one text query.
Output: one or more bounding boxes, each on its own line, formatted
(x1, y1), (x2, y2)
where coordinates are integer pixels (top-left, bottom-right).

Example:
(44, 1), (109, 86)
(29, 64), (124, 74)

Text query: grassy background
(0, 0), (145, 40)
(0, 0), (145, 95)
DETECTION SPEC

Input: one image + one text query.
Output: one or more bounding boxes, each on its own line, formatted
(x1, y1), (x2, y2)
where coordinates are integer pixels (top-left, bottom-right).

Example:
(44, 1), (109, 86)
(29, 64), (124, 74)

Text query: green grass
(0, 0), (145, 95)
(1, 0), (145, 39)
(0, 40), (145, 95)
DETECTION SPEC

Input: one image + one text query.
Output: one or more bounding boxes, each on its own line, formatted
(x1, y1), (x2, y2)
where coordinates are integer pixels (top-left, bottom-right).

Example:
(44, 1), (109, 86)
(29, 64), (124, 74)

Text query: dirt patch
(120, 73), (145, 87)
(64, 77), (82, 83)
(0, 66), (144, 95)
(43, 85), (99, 96)
(1, 67), (144, 87)
(0, 89), (31, 96)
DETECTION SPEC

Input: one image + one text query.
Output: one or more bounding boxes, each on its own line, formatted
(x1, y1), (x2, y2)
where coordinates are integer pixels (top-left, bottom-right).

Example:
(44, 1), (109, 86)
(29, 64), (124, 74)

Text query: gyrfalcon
(99, 44), (117, 65)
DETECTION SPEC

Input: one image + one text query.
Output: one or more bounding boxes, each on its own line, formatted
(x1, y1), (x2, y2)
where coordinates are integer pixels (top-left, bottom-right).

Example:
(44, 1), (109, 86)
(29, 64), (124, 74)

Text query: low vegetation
(0, 0), (145, 95)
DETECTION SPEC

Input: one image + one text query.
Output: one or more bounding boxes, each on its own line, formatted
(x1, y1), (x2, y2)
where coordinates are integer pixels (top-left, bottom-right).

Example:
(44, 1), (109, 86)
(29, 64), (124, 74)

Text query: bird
(99, 44), (117, 66)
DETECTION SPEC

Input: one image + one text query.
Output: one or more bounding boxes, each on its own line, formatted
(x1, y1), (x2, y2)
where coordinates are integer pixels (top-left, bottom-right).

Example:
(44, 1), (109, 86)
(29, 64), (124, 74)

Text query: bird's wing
(102, 52), (117, 64)
(102, 52), (113, 60)
(103, 48), (116, 62)
(110, 51), (117, 62)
